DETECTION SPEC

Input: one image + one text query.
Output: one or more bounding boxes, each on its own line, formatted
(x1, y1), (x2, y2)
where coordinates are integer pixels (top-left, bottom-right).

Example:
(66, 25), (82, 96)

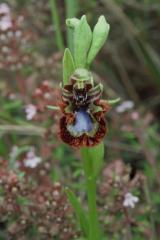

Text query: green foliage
(0, 138), (7, 156)
(16, 196), (31, 206)
(66, 188), (89, 237)
(66, 15), (109, 69)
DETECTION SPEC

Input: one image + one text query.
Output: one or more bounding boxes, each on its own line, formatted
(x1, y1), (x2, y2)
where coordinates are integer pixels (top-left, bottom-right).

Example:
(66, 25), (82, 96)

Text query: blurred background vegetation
(0, 0), (160, 239)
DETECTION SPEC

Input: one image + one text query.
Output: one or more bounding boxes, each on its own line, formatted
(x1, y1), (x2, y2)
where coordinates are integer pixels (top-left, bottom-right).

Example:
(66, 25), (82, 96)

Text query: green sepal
(108, 97), (121, 105)
(87, 15), (110, 66)
(92, 105), (103, 113)
(74, 15), (92, 68)
(47, 105), (60, 110)
(64, 103), (72, 113)
(65, 188), (89, 237)
(81, 142), (104, 179)
(63, 48), (75, 86)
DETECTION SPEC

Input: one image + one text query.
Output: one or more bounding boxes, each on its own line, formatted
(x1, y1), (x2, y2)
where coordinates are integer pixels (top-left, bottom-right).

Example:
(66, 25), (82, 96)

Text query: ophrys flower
(59, 68), (110, 147)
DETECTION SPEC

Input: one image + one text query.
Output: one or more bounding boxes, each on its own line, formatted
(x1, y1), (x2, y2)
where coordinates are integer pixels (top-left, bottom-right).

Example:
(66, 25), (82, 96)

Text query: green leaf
(16, 196), (31, 206)
(87, 15), (110, 66)
(0, 138), (7, 156)
(66, 188), (89, 237)
(81, 142), (104, 178)
(74, 15), (92, 68)
(3, 100), (22, 110)
(63, 48), (75, 85)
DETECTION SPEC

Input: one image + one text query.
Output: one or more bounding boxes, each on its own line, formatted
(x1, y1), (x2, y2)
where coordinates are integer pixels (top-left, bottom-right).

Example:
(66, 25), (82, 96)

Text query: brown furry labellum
(59, 79), (110, 147)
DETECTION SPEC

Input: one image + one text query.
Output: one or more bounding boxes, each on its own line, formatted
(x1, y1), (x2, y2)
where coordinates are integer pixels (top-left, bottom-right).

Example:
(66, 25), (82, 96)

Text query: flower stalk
(85, 172), (100, 240)
(82, 143), (104, 240)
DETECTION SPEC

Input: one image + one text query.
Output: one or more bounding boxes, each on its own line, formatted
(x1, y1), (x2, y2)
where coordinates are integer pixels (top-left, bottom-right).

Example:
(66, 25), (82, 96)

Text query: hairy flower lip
(67, 109), (99, 137)
(59, 111), (107, 147)
(59, 79), (110, 147)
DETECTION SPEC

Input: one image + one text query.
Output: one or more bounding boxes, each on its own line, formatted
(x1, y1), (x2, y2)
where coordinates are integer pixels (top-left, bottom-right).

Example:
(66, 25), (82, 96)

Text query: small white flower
(25, 104), (37, 120)
(0, 3), (10, 15)
(0, 16), (12, 31)
(123, 192), (139, 208)
(116, 100), (134, 113)
(0, 3), (12, 31)
(24, 147), (41, 168)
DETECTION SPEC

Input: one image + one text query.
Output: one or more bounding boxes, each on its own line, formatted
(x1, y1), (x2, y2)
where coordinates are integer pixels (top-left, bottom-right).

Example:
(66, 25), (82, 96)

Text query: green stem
(65, 0), (79, 52)
(87, 176), (100, 240)
(50, 0), (64, 51)
(82, 148), (101, 240)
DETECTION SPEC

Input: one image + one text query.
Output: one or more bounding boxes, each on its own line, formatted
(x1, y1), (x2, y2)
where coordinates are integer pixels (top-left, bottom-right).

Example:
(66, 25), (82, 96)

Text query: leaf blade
(66, 188), (89, 237)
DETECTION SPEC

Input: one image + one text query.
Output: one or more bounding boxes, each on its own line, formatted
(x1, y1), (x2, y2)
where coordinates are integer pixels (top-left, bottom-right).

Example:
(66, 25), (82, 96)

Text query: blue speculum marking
(68, 109), (94, 135)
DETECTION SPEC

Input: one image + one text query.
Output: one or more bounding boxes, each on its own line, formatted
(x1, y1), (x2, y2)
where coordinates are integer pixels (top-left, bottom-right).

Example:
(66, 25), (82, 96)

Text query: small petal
(24, 148), (41, 168)
(116, 100), (134, 113)
(25, 104), (37, 120)
(0, 3), (10, 14)
(123, 192), (139, 208)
